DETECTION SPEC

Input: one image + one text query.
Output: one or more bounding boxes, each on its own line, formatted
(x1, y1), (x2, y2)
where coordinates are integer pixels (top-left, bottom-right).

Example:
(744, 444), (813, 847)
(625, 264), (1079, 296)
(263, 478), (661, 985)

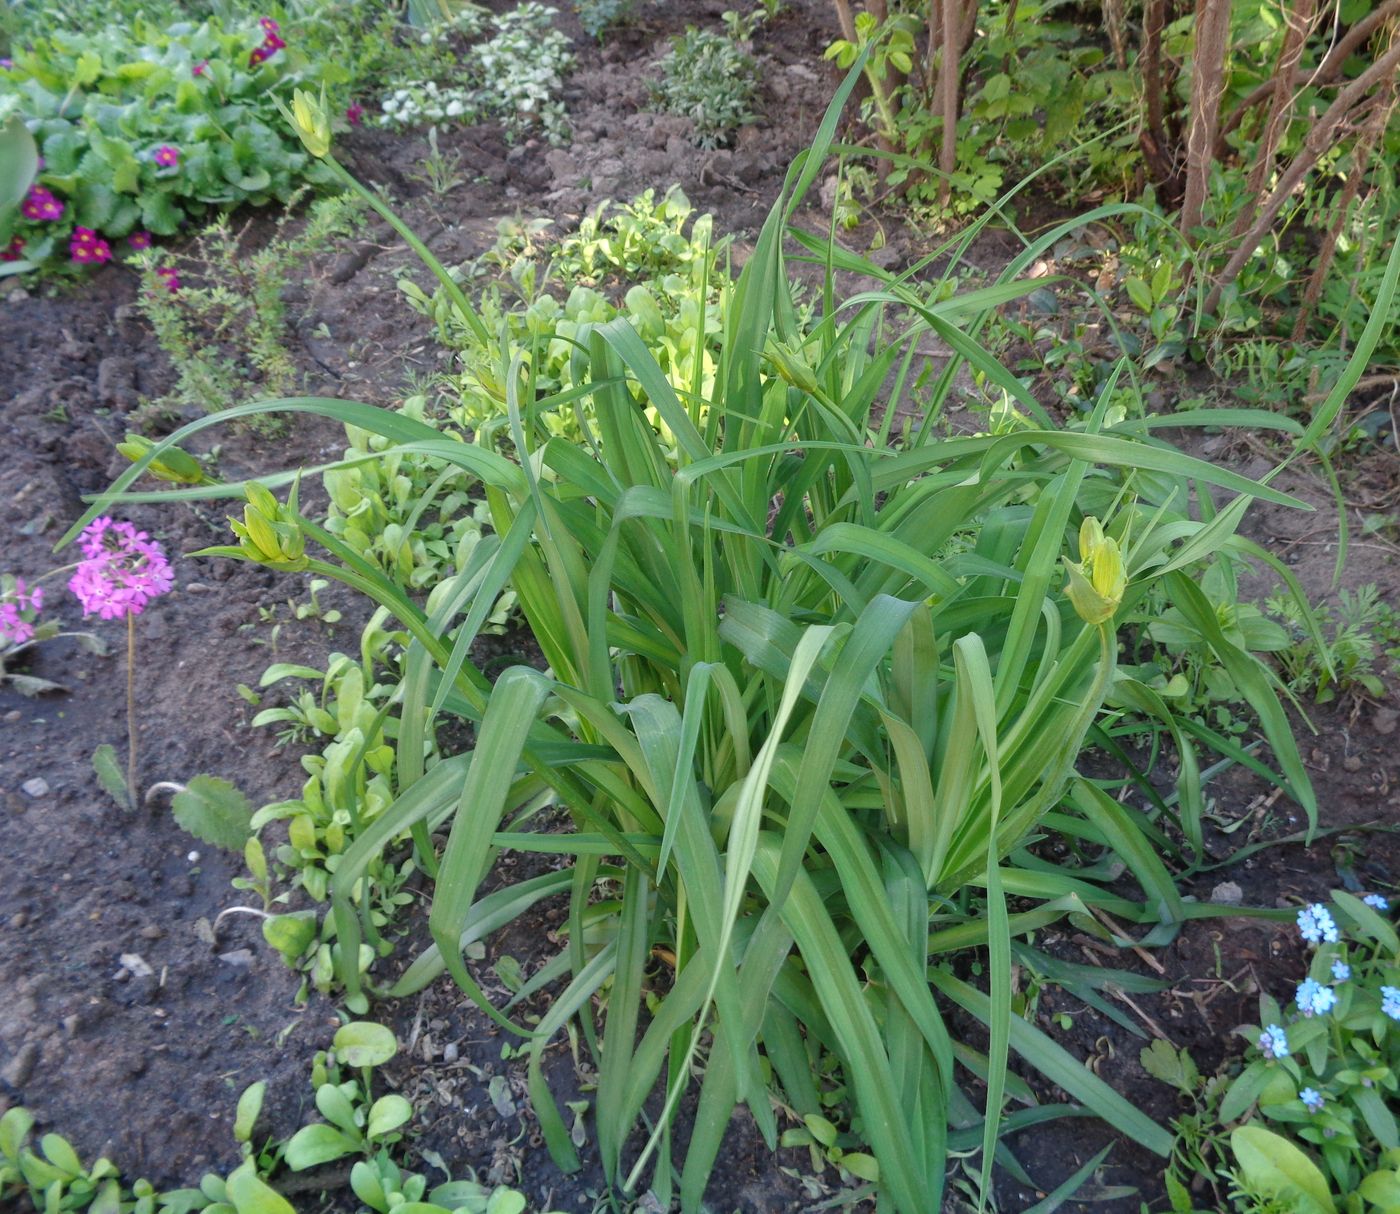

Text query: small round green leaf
(332, 1021), (398, 1068)
(284, 1124), (359, 1172)
(225, 1161), (296, 1214)
(366, 1095), (413, 1140)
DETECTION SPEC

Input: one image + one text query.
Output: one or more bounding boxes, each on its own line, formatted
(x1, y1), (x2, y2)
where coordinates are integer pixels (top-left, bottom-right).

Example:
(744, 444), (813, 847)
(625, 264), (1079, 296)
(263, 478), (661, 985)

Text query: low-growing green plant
(251, 610), (409, 905)
(372, 4), (573, 143)
(1268, 584), (1400, 704)
(1151, 892), (1400, 1213)
(574, 0), (644, 40)
(134, 190), (363, 420)
(650, 26), (758, 149)
(1, 13), (338, 273)
(82, 78), (1333, 1212)
(324, 395), (521, 600)
(0, 1023), (556, 1214)
(405, 187), (728, 449)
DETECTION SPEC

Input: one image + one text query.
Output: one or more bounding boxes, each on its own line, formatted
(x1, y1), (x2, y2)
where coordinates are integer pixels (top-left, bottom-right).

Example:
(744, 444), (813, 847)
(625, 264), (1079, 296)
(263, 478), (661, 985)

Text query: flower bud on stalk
(227, 482), (309, 571)
(116, 434), (211, 485)
(288, 87), (332, 159)
(1063, 516), (1125, 626)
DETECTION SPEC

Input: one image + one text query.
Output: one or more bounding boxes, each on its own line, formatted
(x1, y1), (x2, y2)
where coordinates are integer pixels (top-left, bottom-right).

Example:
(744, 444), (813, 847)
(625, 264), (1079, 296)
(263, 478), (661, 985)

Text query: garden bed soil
(3, 0), (1400, 1210)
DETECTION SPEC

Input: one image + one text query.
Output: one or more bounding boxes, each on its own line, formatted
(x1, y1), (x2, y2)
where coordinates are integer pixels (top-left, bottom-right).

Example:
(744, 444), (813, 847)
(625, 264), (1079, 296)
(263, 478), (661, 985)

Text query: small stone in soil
(120, 953), (154, 978)
(1210, 881), (1244, 905)
(20, 777), (48, 798)
(2, 1042), (40, 1087)
(217, 949), (255, 967)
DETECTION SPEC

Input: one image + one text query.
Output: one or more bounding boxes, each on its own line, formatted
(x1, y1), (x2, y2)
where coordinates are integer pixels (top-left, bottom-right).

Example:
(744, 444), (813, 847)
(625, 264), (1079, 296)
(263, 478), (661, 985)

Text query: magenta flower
(346, 102), (364, 126)
(259, 16), (280, 33)
(0, 578), (43, 647)
(153, 145), (180, 168)
(127, 230), (152, 250)
(192, 59), (209, 76)
(154, 266), (180, 293)
(0, 59), (12, 71)
(0, 603), (33, 646)
(1, 237), (23, 262)
(21, 184), (64, 222)
(70, 228), (113, 265)
(68, 519), (174, 621)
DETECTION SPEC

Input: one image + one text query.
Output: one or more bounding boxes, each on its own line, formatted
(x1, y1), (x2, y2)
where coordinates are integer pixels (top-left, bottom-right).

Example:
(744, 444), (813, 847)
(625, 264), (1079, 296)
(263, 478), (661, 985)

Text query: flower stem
(127, 613), (137, 810)
(324, 155), (490, 346)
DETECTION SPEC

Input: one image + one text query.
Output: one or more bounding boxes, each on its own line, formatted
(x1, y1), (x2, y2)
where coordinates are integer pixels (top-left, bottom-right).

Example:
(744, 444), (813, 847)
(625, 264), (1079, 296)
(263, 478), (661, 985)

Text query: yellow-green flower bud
(229, 483), (308, 570)
(289, 88), (332, 159)
(763, 341), (821, 396)
(1064, 516), (1126, 625)
(117, 434), (209, 485)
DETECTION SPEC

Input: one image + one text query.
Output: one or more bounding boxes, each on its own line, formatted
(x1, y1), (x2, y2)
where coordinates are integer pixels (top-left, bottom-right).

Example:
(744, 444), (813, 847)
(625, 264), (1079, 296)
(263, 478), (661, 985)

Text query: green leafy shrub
(0, 14), (337, 272)
(84, 84), (1324, 1211)
(650, 27), (758, 149)
(826, 0), (1134, 218)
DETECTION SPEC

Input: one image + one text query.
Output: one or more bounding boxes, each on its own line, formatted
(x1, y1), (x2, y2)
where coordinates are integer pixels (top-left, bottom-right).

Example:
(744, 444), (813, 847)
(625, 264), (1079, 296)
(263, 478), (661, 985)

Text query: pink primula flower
(249, 17), (285, 65)
(153, 145), (180, 168)
(0, 579), (43, 647)
(69, 518), (174, 621)
(127, 230), (152, 250)
(70, 227), (113, 265)
(192, 59), (209, 76)
(346, 102), (365, 125)
(154, 266), (180, 293)
(1, 237), (23, 262)
(21, 184), (64, 222)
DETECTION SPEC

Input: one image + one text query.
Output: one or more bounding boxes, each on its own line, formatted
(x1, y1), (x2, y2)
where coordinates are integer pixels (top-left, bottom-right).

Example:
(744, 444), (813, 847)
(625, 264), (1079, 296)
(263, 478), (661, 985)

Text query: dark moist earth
(2, 1), (1399, 1210)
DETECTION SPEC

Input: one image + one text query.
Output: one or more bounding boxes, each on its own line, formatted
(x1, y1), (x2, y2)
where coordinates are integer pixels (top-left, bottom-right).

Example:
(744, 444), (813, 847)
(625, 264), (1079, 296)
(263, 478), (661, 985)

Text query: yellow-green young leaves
(116, 434), (210, 485)
(229, 482), (308, 570)
(1063, 517), (1125, 625)
(288, 88), (332, 159)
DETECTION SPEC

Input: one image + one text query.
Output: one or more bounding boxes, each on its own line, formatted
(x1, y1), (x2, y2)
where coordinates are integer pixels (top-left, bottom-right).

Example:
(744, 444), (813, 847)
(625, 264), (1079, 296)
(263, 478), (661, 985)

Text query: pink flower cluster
(249, 17), (285, 66)
(70, 227), (112, 265)
(1, 238), (23, 262)
(346, 102), (364, 126)
(153, 144), (180, 169)
(154, 266), (180, 293)
(21, 184), (64, 222)
(0, 579), (43, 648)
(68, 518), (174, 620)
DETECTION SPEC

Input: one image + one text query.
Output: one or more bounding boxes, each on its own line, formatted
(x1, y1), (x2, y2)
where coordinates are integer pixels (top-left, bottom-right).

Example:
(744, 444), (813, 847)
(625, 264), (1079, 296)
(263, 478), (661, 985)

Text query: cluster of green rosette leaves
(0, 14), (334, 270)
(0, 1021), (552, 1214)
